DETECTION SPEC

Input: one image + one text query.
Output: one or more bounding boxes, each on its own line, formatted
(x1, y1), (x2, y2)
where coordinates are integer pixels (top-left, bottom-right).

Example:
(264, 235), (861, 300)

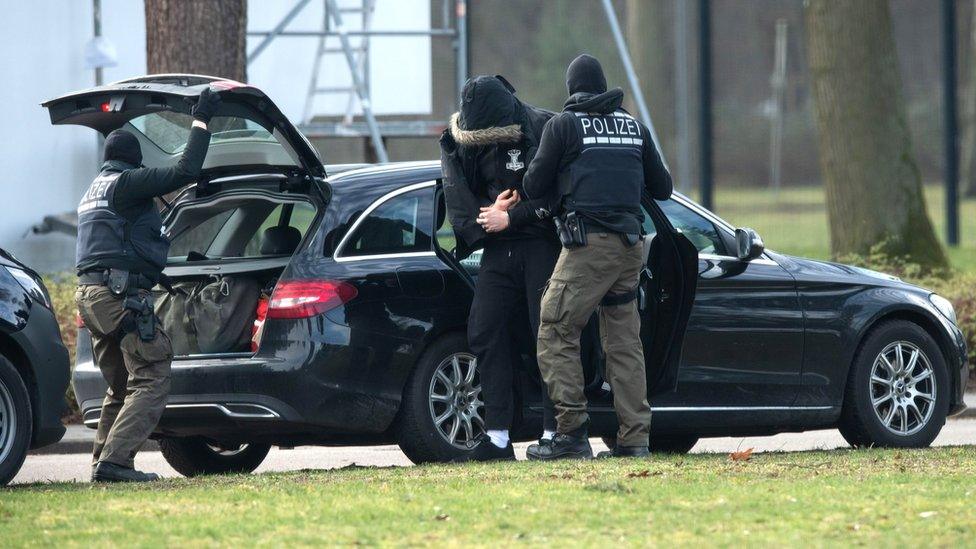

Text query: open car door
(42, 74), (326, 195)
(641, 197), (698, 396)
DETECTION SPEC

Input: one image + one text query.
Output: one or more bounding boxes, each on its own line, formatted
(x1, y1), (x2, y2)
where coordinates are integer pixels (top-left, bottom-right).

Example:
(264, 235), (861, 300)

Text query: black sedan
(51, 76), (967, 475)
(0, 248), (70, 485)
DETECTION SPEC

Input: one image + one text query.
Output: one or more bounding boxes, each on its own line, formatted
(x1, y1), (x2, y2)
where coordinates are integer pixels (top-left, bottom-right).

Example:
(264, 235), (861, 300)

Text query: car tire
(396, 332), (484, 464)
(159, 437), (271, 477)
(839, 320), (950, 449)
(601, 434), (699, 454)
(0, 355), (32, 486)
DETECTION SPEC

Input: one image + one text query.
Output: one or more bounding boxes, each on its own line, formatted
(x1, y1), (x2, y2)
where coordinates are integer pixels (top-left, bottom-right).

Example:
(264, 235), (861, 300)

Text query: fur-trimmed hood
(448, 112), (522, 146)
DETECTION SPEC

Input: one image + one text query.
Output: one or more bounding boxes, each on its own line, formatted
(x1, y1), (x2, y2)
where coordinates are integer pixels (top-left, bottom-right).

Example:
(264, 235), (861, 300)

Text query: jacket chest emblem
(505, 149), (524, 171)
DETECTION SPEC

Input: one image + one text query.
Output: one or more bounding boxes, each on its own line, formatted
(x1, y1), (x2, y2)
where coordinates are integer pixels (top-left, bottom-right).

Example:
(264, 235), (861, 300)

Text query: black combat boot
(525, 429), (592, 461)
(92, 461), (161, 483)
(464, 434), (516, 462)
(597, 445), (650, 459)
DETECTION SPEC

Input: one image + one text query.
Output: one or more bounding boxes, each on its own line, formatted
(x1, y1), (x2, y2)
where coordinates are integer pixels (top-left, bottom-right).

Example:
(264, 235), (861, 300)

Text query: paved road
(13, 419), (976, 485)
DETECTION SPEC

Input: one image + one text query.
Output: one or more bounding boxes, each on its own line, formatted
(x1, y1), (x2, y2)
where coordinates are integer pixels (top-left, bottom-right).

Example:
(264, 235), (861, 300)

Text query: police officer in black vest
(522, 55), (673, 460)
(75, 88), (220, 482)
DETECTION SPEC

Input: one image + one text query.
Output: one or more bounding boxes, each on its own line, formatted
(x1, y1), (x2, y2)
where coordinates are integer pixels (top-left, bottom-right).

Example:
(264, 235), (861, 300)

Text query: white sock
(542, 430), (556, 440)
(487, 429), (509, 448)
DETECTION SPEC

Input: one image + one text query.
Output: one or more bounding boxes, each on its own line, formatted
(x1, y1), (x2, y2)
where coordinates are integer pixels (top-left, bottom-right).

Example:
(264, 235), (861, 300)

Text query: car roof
(326, 160), (441, 187)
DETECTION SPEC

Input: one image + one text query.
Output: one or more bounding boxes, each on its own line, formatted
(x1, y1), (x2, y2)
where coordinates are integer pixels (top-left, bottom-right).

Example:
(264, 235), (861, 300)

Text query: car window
(168, 199), (316, 260)
(242, 202), (318, 256)
(342, 188), (434, 257)
(642, 200), (728, 255)
(168, 209), (236, 258)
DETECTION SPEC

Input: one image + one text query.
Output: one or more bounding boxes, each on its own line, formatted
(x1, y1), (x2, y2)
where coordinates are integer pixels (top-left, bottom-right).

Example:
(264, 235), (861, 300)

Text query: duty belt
(78, 269), (155, 292)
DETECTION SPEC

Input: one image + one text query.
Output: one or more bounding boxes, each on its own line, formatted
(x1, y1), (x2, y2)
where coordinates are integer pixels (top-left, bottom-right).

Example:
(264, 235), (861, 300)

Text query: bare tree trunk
(805, 0), (948, 268)
(961, 3), (976, 197)
(145, 0), (247, 82)
(626, 0), (673, 155)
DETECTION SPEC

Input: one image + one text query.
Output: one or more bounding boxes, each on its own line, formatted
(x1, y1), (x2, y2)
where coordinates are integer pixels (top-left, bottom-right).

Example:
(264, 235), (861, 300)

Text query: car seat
(260, 226), (301, 256)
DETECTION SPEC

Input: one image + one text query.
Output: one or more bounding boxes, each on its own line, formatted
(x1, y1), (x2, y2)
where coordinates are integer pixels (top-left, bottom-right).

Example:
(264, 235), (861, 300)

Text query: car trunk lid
(42, 74), (326, 184)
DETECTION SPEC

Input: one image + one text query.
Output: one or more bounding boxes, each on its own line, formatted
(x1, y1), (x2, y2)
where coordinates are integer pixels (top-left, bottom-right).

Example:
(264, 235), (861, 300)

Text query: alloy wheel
(428, 352), (484, 449)
(870, 341), (937, 436)
(0, 378), (15, 465)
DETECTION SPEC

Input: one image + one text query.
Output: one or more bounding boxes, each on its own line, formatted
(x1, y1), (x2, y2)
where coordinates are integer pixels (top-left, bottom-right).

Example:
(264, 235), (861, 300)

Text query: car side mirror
(735, 227), (764, 261)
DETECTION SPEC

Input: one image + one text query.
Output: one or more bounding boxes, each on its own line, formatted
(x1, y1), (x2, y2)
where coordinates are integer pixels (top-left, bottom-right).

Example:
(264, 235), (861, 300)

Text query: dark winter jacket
(522, 55), (672, 234)
(439, 75), (557, 258)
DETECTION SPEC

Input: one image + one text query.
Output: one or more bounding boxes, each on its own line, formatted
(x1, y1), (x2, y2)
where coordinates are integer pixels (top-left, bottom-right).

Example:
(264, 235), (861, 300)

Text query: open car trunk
(44, 75), (331, 358)
(156, 186), (320, 358)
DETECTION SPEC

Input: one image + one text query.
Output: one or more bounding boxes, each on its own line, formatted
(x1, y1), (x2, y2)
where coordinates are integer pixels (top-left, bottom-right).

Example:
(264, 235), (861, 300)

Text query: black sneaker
(92, 461), (161, 483)
(464, 434), (516, 462)
(597, 445), (650, 459)
(526, 432), (593, 461)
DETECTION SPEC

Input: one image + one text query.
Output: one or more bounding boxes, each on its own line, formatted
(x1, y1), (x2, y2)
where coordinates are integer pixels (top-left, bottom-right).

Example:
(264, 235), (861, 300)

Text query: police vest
(562, 109), (644, 233)
(75, 166), (169, 278)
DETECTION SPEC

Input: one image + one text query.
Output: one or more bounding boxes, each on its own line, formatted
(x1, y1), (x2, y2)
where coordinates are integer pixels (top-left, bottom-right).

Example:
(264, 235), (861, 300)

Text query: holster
(107, 268), (131, 296)
(123, 293), (156, 342)
(555, 211), (587, 249)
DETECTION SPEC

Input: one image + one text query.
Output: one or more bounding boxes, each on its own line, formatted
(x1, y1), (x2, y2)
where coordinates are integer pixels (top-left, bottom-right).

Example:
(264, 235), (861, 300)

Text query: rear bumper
(73, 317), (419, 444)
(13, 305), (69, 449)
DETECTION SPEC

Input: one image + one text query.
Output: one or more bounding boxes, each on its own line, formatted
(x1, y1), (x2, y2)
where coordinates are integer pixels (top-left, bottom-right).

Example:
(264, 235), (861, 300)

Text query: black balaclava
(103, 129), (143, 167)
(459, 75), (522, 130)
(566, 54), (608, 96)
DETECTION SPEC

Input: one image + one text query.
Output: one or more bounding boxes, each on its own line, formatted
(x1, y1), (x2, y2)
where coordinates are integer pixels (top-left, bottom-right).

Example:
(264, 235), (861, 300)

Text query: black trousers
(468, 237), (560, 431)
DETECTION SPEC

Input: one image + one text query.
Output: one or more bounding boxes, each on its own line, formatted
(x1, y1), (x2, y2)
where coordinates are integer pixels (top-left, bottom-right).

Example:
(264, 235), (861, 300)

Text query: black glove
(192, 87), (222, 124)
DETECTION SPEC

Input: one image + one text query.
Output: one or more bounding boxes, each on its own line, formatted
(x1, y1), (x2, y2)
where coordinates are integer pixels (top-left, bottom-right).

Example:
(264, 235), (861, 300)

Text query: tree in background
(962, 4), (976, 197)
(145, 0), (247, 82)
(519, 0), (626, 111)
(805, 0), (948, 269)
(626, 0), (674, 156)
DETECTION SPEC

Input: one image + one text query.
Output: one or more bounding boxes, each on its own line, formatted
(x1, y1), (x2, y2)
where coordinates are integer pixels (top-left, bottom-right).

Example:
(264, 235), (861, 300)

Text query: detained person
(75, 88), (221, 482)
(521, 55), (673, 460)
(439, 75), (560, 461)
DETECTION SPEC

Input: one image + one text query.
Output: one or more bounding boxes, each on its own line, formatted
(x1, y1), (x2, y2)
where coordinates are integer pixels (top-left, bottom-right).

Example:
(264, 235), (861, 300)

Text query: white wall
(247, 0), (432, 121)
(0, 0), (432, 273)
(0, 0), (146, 273)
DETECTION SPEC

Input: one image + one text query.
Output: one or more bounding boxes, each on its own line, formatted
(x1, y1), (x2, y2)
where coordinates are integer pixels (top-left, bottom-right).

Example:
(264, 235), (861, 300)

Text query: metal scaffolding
(245, 0), (666, 170)
(247, 0), (468, 163)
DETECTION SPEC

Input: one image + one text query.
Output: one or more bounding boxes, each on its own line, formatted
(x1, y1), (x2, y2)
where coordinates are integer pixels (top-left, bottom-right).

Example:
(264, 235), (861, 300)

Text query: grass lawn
(695, 185), (976, 272)
(3, 447), (976, 546)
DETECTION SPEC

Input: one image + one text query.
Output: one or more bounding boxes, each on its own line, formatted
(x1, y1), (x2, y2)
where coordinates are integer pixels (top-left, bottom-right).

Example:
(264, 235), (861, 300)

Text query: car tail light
(267, 280), (357, 320)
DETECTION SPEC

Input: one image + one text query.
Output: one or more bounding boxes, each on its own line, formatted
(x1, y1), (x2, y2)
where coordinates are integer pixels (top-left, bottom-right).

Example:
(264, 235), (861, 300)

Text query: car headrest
(260, 226), (301, 255)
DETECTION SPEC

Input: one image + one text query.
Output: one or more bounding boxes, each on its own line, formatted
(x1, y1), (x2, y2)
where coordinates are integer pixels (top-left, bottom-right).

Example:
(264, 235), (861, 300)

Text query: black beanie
(566, 54), (608, 95)
(103, 129), (143, 166)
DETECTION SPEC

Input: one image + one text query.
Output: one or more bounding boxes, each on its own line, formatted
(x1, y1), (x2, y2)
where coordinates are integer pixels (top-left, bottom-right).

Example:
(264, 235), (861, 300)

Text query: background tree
(626, 0), (674, 156)
(145, 0), (247, 82)
(805, 0), (948, 268)
(961, 4), (976, 197)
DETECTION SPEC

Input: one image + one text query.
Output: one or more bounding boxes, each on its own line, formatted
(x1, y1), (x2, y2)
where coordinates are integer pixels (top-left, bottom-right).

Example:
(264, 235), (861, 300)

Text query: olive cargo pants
(76, 285), (172, 468)
(537, 233), (651, 447)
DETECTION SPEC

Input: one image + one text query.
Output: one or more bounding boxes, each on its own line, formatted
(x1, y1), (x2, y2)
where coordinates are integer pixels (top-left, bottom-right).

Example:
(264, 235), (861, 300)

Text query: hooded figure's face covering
(103, 129), (143, 167)
(566, 54), (608, 96)
(458, 75), (522, 131)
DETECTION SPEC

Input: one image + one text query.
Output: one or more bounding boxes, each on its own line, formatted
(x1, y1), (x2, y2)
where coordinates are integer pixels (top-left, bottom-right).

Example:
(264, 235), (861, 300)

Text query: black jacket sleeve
(440, 131), (490, 252)
(507, 143), (552, 229)
(641, 124), (673, 200)
(114, 127), (212, 204)
(521, 116), (568, 202)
